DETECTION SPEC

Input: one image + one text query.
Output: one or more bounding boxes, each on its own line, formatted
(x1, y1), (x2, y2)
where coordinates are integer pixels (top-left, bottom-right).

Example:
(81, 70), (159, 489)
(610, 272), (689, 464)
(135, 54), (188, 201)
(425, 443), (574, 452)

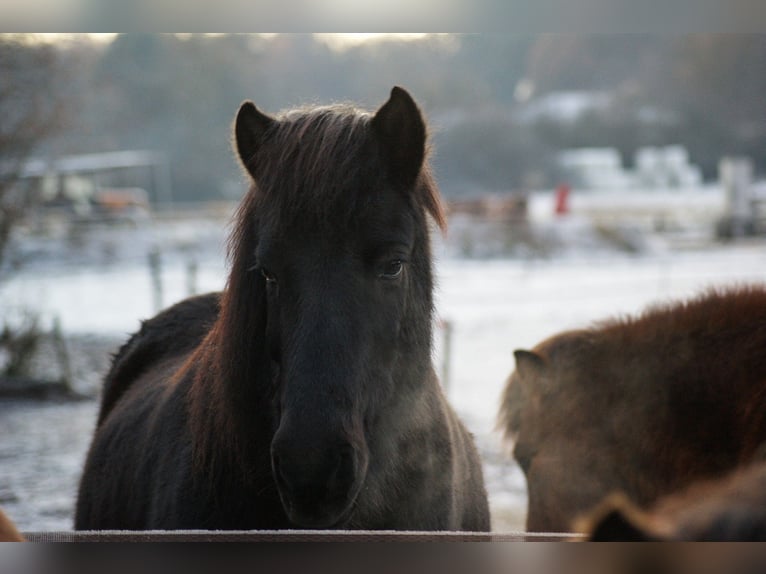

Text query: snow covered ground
(2, 213), (766, 531)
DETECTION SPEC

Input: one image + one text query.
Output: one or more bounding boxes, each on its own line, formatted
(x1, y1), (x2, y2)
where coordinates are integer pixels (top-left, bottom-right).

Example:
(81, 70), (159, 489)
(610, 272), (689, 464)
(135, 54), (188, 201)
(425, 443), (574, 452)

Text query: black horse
(75, 87), (490, 531)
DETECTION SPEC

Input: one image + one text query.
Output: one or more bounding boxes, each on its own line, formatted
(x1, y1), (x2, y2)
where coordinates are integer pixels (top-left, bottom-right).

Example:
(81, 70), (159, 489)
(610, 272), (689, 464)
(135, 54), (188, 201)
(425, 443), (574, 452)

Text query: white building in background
(518, 91), (613, 124)
(557, 148), (636, 190)
(634, 146), (703, 188)
(557, 145), (704, 191)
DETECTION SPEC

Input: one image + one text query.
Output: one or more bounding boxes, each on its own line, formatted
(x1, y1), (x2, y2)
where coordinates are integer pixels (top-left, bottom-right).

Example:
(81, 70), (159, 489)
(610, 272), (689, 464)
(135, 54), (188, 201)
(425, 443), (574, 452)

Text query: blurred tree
(433, 111), (553, 196)
(16, 33), (766, 206)
(646, 35), (766, 175)
(651, 36), (766, 135)
(0, 38), (71, 384)
(525, 35), (667, 93)
(78, 33), (268, 201)
(0, 38), (67, 273)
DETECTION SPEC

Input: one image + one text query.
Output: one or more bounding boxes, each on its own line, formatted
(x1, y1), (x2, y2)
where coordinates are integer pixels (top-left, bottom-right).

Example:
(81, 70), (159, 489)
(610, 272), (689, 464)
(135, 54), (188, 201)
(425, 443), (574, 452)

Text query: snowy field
(2, 213), (766, 532)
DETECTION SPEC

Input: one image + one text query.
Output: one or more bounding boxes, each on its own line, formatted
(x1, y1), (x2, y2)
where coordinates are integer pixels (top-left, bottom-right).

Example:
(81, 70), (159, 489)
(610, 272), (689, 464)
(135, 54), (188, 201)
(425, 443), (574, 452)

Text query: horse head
(230, 87), (444, 527)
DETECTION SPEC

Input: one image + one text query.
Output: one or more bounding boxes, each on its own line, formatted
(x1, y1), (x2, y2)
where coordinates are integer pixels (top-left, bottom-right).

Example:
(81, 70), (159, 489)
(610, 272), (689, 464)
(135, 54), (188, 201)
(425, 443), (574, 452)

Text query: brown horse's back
(501, 286), (766, 532)
(96, 293), (220, 427)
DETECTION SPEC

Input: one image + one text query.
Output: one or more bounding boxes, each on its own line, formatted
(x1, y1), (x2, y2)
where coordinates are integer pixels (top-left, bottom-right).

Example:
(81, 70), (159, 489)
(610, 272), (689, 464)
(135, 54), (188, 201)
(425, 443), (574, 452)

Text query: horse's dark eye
(260, 267), (277, 284)
(380, 259), (404, 280)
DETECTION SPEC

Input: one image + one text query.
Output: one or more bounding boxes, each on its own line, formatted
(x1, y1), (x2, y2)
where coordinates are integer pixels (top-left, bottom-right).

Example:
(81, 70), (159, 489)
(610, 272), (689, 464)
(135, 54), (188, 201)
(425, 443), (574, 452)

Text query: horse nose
(273, 443), (354, 491)
(271, 435), (359, 525)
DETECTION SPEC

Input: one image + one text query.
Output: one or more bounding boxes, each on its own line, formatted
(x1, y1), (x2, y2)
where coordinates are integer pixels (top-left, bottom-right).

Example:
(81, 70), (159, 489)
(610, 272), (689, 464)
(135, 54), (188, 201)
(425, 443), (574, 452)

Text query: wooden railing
(22, 530), (580, 542)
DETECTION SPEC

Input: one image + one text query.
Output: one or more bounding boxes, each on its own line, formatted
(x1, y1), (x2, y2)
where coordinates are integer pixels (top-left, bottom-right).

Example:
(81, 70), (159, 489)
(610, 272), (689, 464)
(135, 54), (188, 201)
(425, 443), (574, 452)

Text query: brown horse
(75, 87), (490, 531)
(499, 286), (766, 532)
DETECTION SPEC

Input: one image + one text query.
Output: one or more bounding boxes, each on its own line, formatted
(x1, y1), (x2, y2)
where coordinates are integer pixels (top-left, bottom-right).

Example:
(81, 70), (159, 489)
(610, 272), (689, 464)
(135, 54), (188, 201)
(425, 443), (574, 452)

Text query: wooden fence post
(439, 318), (453, 395)
(148, 246), (163, 313)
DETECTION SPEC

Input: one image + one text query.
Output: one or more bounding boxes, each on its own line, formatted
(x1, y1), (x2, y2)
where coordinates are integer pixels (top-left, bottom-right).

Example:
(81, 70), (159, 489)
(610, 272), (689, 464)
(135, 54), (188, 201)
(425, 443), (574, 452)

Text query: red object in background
(554, 184), (570, 215)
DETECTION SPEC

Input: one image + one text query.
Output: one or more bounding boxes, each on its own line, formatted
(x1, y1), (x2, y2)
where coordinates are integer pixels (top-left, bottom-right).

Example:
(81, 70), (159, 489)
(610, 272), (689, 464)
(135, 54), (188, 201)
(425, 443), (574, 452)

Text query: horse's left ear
(234, 101), (276, 179)
(372, 86), (426, 187)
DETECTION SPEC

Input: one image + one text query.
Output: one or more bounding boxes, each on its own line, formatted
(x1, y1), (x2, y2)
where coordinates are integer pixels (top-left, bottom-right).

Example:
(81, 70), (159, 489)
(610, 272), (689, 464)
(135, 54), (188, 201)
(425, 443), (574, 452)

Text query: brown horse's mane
(188, 102), (446, 479)
(589, 286), (766, 423)
(592, 285), (766, 345)
(537, 285), (766, 388)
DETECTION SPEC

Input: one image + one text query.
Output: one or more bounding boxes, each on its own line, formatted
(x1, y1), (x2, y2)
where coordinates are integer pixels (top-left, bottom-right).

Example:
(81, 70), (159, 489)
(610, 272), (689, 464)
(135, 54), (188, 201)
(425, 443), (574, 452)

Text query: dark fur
(76, 87), (489, 531)
(96, 293), (220, 427)
(499, 286), (766, 532)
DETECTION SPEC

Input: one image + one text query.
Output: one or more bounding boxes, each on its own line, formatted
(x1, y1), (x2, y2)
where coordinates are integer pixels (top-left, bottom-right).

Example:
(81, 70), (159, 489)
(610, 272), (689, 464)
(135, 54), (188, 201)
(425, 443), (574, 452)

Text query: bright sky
(3, 33), (117, 45)
(314, 33), (431, 49)
(12, 33), (434, 49)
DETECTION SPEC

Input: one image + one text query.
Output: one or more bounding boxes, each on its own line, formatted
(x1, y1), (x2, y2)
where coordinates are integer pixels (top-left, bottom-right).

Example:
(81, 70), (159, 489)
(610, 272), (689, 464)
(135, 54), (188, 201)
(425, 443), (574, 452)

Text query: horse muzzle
(271, 433), (368, 528)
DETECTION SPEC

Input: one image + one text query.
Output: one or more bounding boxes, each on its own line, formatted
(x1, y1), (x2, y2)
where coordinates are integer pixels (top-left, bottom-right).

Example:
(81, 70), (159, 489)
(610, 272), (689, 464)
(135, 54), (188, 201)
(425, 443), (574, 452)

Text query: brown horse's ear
(513, 349), (546, 381)
(580, 495), (663, 542)
(587, 508), (654, 541)
(0, 506), (23, 542)
(234, 101), (276, 179)
(371, 86), (426, 187)
(587, 507), (663, 542)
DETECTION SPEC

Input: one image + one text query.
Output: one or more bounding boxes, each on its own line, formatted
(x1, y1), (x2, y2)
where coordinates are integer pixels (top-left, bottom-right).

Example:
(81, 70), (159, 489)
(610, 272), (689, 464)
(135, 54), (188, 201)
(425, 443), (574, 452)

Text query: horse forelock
(241, 104), (445, 234)
(254, 106), (372, 224)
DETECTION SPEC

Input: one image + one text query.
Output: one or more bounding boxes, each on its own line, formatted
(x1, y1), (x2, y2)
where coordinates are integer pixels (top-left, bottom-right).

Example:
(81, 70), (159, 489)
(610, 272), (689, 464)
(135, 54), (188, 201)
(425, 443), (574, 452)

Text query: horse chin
(282, 501), (354, 530)
(280, 481), (363, 530)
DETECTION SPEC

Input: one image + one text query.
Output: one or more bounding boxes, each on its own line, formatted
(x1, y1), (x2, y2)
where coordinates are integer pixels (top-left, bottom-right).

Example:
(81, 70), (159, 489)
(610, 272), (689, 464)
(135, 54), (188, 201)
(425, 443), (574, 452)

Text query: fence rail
(22, 530), (580, 542)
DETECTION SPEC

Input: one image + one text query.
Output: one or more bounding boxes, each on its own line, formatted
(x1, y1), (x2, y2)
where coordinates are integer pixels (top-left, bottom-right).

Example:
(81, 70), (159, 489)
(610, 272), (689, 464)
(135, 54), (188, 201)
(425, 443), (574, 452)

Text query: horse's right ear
(234, 101), (276, 179)
(513, 349), (546, 381)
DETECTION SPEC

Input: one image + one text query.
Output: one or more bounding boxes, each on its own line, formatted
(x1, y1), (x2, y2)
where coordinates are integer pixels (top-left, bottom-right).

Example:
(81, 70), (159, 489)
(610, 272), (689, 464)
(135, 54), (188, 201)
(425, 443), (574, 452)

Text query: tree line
(4, 33), (766, 204)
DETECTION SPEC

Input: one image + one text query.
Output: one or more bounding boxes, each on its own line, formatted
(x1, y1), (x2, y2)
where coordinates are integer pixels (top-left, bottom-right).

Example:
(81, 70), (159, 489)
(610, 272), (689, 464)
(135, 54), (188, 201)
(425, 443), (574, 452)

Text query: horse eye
(260, 267), (277, 284)
(379, 259), (404, 280)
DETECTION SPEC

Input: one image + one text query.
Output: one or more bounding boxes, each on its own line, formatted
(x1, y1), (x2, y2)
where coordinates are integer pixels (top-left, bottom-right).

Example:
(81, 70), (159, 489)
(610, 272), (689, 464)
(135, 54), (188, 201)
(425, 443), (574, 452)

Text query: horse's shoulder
(97, 292), (222, 426)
